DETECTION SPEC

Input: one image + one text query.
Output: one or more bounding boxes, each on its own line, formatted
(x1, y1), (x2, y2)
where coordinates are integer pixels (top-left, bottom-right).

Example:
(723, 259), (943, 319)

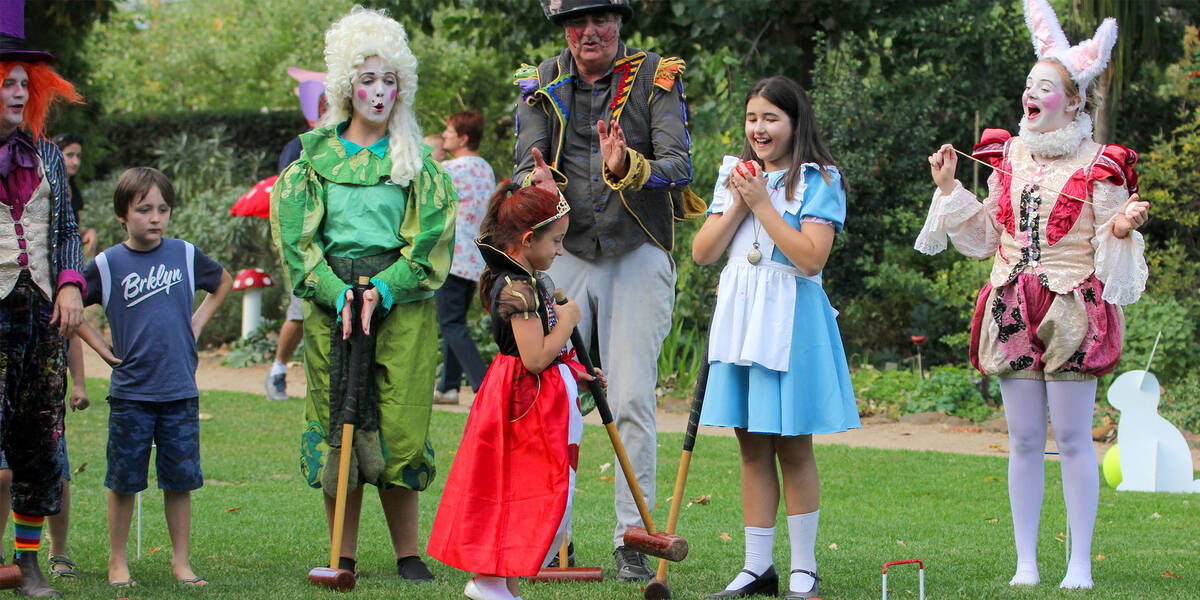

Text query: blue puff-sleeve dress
(698, 156), (860, 436)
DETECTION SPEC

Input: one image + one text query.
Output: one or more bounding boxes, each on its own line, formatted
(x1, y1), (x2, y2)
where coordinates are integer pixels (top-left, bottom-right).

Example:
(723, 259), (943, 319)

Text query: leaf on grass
(72, 462), (87, 475)
(988, 444), (1007, 452)
(690, 494), (711, 505)
(600, 476), (614, 483)
(1163, 571), (1179, 578)
(984, 517), (999, 523)
(198, 413), (213, 420)
(148, 547), (161, 554)
(719, 532), (732, 542)
(982, 476), (1002, 482)
(1055, 532), (1066, 540)
(828, 543), (839, 550)
(896, 540), (906, 547)
(599, 462), (612, 473)
(225, 506), (242, 512)
(1151, 512), (1161, 519)
(1095, 554), (1105, 561)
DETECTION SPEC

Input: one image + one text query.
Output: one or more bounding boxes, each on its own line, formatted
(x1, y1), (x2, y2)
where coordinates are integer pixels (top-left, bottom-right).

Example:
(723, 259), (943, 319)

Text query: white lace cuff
(914, 180), (985, 255)
(1093, 215), (1148, 306)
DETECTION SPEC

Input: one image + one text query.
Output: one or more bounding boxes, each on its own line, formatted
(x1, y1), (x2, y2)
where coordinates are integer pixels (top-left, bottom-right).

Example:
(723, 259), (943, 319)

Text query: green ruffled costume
(269, 124), (457, 491)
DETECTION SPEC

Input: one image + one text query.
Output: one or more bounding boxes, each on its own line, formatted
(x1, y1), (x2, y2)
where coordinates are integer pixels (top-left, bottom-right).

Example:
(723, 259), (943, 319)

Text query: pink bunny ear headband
(1024, 0), (1117, 100)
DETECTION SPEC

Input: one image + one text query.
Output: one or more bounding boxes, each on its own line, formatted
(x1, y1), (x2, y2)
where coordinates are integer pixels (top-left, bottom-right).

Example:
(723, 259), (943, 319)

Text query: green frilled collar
(299, 124), (394, 186)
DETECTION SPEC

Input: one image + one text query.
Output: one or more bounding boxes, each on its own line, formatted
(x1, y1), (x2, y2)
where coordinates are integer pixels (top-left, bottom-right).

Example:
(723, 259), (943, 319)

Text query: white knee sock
(726, 526), (774, 590)
(270, 361), (287, 376)
(466, 576), (515, 600)
(1000, 378), (1048, 586)
(1047, 380), (1099, 590)
(787, 510), (819, 593)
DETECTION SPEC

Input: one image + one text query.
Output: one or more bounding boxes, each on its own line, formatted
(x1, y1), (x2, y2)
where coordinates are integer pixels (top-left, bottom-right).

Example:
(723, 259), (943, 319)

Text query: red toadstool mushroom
(233, 268), (275, 338)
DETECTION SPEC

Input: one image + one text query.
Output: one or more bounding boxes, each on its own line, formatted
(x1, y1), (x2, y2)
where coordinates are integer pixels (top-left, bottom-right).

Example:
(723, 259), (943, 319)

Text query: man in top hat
(512, 0), (697, 582)
(0, 0), (85, 596)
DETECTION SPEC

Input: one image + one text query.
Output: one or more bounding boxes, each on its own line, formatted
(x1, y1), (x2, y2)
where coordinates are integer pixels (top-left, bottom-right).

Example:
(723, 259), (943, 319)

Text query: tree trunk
(1092, 54), (1117, 144)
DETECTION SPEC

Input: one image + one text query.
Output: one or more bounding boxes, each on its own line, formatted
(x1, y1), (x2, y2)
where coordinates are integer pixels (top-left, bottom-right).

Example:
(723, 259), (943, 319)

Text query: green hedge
(74, 109), (308, 181)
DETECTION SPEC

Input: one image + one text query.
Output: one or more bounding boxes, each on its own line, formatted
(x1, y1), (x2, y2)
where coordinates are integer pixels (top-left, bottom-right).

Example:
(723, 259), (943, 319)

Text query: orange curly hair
(1, 61), (83, 140)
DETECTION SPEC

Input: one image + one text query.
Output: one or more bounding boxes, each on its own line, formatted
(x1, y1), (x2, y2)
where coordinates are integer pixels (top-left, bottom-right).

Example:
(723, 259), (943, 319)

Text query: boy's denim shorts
(0, 435), (70, 481)
(105, 396), (203, 494)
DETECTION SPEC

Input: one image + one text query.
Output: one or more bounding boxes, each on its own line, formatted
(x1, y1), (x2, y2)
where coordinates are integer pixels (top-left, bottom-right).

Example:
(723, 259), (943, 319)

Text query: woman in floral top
(433, 110), (496, 403)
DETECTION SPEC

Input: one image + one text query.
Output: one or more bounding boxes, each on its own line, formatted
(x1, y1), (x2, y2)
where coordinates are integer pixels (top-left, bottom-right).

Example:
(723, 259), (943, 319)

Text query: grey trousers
(547, 243), (676, 547)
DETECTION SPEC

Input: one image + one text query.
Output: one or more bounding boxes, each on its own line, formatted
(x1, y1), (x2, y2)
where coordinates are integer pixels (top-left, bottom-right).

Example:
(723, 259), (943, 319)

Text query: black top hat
(541, 0), (633, 26)
(0, 0), (53, 63)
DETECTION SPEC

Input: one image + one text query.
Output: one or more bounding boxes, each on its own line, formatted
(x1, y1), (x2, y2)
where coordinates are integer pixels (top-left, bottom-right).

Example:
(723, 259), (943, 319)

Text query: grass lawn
(29, 378), (1198, 599)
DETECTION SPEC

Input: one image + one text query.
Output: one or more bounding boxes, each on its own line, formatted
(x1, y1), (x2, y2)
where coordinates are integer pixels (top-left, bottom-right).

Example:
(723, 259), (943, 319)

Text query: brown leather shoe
(15, 551), (61, 598)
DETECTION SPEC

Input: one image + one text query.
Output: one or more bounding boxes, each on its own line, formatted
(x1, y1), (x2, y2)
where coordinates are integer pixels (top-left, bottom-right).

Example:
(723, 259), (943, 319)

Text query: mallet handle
(655, 449), (693, 581)
(654, 352), (710, 583)
(329, 422), (355, 569)
(328, 278), (370, 569)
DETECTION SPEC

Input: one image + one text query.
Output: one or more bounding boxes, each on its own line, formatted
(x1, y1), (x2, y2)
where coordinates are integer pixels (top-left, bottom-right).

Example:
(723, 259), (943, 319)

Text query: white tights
(1000, 378), (1098, 589)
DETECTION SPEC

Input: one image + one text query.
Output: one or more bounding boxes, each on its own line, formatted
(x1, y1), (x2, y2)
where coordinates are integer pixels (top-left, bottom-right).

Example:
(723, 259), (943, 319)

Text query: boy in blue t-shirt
(80, 168), (231, 588)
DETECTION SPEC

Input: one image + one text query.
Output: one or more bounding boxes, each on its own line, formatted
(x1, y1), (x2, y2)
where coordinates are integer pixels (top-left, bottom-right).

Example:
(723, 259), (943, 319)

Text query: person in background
(433, 110), (493, 404)
(265, 83), (326, 402)
(424, 134), (445, 162)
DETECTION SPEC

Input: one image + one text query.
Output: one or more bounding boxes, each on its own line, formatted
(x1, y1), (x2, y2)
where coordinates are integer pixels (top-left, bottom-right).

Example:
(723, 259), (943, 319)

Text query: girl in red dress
(428, 180), (600, 600)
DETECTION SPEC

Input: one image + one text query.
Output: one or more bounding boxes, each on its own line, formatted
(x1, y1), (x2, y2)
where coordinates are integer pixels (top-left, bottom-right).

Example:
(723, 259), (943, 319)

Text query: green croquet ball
(1102, 444), (1121, 488)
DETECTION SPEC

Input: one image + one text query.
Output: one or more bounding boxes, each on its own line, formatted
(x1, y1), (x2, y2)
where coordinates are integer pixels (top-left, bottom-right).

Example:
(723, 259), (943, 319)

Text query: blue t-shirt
(83, 238), (224, 402)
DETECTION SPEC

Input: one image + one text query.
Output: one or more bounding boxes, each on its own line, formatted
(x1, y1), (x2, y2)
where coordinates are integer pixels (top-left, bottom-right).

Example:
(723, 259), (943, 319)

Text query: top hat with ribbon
(0, 0), (52, 63)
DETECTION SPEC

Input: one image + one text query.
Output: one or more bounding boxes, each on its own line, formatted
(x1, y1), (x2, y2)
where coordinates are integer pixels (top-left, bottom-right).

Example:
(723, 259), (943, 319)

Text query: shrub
(1161, 372), (1200, 435)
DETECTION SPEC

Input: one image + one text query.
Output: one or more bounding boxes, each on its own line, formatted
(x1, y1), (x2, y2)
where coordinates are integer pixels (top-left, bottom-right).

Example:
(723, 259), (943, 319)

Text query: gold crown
(532, 192), (571, 229)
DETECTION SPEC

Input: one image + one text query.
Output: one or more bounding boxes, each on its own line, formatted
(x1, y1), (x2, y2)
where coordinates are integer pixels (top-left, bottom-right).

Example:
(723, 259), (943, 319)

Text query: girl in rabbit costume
(916, 0), (1149, 590)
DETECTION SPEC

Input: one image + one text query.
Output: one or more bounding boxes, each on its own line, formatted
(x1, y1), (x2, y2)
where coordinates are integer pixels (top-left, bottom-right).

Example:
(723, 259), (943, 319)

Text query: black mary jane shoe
(706, 565), (779, 598)
(784, 568), (821, 599)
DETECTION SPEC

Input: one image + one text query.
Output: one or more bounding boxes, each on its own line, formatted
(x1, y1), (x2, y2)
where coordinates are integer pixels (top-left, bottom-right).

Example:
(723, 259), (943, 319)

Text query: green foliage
(853, 364), (1000, 423)
(77, 110), (306, 181)
(83, 0), (353, 114)
(1113, 294), (1200, 385)
(656, 317), (705, 398)
(853, 364), (922, 419)
(1161, 371), (1200, 435)
(910, 364), (1001, 423)
(222, 319), (285, 368)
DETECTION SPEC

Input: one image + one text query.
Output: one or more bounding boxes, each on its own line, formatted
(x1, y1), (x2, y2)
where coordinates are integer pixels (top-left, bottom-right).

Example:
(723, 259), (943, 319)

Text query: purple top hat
(0, 0), (53, 63)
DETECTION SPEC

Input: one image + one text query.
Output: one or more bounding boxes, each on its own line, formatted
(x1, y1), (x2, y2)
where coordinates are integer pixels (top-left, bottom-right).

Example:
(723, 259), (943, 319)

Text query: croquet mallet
(553, 291), (689, 563)
(643, 341), (711, 600)
(529, 538), (604, 583)
(307, 276), (372, 592)
(0, 564), (18, 590)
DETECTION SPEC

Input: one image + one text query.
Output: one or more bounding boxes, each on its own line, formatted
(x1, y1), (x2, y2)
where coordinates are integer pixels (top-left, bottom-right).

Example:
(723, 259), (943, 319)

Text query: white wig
(321, 6), (423, 187)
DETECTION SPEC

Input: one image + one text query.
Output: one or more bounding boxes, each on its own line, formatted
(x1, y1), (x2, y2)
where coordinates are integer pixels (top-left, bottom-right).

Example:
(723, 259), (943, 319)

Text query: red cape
(427, 354), (571, 576)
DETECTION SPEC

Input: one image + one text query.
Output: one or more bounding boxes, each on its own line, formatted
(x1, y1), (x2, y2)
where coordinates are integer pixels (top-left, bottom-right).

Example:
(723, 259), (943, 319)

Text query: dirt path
(82, 349), (1200, 465)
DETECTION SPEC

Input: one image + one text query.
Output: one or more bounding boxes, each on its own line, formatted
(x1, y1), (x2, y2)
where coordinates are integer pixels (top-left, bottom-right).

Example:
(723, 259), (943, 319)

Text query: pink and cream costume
(914, 114), (1145, 380)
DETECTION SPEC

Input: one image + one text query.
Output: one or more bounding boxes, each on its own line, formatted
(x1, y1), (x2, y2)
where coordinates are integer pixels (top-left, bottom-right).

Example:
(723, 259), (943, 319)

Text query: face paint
(1022, 61), (1079, 133)
(564, 12), (620, 75)
(1, 65), (30, 136)
(350, 56), (399, 126)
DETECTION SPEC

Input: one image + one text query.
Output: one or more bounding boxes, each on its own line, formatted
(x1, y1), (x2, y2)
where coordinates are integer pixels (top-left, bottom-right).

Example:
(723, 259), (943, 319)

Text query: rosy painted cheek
(357, 89), (368, 100)
(566, 28), (583, 44)
(1039, 90), (1063, 113)
(389, 89), (396, 101)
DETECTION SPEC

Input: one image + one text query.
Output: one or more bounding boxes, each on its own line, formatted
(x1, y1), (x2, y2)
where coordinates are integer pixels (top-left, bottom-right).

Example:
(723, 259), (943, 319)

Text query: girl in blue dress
(692, 76), (859, 599)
